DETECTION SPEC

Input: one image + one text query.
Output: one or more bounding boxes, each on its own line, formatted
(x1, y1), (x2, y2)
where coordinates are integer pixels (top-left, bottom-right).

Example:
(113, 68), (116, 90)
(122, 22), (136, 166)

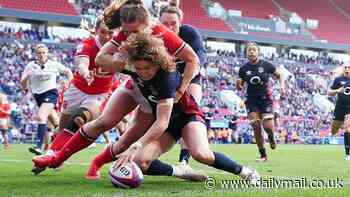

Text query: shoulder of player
(26, 61), (36, 67)
(157, 70), (180, 85)
(180, 24), (198, 34)
(239, 62), (250, 70)
(81, 37), (97, 48)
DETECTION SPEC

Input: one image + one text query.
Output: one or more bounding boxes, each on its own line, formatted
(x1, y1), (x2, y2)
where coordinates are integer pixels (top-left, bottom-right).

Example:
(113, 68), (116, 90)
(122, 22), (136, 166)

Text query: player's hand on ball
(115, 142), (142, 168)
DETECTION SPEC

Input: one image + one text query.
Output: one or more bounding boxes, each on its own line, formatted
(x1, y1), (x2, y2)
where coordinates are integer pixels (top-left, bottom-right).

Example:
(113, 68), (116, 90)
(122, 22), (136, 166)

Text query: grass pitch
(0, 144), (349, 197)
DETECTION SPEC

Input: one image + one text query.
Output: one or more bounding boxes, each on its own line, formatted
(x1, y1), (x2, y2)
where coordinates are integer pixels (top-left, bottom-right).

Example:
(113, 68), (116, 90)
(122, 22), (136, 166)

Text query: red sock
(53, 128), (95, 167)
(50, 129), (73, 151)
(93, 145), (115, 169)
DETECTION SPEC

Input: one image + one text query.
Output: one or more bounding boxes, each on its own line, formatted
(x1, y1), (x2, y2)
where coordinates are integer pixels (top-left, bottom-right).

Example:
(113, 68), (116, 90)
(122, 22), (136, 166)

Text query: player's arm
(135, 98), (174, 147)
(236, 78), (244, 91)
(274, 66), (286, 95)
(75, 56), (91, 81)
(175, 44), (200, 98)
(59, 63), (74, 81)
(328, 79), (344, 96)
(187, 26), (207, 65)
(95, 41), (125, 73)
(328, 88), (344, 96)
(20, 66), (31, 89)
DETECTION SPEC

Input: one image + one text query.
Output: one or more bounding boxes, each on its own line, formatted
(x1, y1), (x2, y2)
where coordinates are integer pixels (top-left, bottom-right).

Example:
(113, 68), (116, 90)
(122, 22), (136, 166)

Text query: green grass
(0, 144), (349, 197)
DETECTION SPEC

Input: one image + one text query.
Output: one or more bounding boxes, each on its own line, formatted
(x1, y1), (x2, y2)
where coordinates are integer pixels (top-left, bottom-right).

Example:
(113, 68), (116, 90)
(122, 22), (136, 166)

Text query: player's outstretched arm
(96, 41), (126, 73)
(175, 44), (200, 101)
(328, 86), (344, 96)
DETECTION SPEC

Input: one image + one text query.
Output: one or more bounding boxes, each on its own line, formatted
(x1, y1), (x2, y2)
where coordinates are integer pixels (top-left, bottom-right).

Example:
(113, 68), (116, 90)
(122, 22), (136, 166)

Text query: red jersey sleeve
(154, 24), (185, 56)
(75, 40), (92, 58)
(111, 32), (128, 47)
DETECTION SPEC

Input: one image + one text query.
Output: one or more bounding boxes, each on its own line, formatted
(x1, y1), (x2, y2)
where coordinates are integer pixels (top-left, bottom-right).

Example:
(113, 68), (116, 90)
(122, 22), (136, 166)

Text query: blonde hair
(120, 32), (175, 71)
(35, 44), (48, 53)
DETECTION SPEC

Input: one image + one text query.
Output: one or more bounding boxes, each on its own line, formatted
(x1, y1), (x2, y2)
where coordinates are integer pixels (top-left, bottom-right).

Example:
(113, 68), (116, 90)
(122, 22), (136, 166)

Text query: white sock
(171, 165), (181, 176)
(239, 166), (251, 178)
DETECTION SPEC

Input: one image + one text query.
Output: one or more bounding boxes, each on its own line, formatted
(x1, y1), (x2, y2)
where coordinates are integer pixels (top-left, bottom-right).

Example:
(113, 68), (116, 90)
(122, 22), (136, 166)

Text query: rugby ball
(109, 161), (144, 189)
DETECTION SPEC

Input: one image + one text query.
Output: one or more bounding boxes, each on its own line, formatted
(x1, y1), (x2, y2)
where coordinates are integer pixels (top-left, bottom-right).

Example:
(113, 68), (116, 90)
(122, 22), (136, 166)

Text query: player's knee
(65, 107), (93, 133)
(137, 160), (152, 173)
(190, 149), (212, 164)
(250, 118), (261, 129)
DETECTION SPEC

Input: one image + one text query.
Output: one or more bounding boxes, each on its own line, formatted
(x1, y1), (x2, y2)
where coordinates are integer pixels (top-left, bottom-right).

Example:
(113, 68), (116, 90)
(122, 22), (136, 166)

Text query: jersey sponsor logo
(136, 78), (144, 87)
(148, 95), (158, 104)
(149, 86), (158, 97)
(344, 87), (350, 95)
(250, 76), (262, 85)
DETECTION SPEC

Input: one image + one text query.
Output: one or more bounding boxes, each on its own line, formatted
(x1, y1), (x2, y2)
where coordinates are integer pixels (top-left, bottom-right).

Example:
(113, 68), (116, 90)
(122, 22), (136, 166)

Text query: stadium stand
(215, 0), (278, 18)
(278, 0), (350, 44)
(0, 0), (349, 144)
(180, 0), (232, 32)
(0, 0), (79, 16)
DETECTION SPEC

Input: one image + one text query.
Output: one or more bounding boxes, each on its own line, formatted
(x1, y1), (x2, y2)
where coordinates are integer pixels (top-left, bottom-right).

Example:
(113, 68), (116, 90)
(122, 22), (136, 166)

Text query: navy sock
(36, 124), (47, 149)
(344, 133), (350, 155)
(211, 152), (242, 175)
(179, 149), (191, 163)
(145, 159), (173, 176)
(259, 147), (267, 157)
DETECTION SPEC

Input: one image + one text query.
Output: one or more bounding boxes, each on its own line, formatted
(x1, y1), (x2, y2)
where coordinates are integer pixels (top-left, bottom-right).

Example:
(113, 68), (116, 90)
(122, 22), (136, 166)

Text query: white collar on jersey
(35, 59), (49, 69)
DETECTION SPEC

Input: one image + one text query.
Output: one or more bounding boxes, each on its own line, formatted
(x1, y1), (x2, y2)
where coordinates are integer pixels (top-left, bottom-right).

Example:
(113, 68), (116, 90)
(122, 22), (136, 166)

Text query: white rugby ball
(109, 161), (144, 189)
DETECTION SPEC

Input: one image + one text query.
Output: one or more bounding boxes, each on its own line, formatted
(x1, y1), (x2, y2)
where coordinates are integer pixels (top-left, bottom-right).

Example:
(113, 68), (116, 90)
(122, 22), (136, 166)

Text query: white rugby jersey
(23, 60), (67, 94)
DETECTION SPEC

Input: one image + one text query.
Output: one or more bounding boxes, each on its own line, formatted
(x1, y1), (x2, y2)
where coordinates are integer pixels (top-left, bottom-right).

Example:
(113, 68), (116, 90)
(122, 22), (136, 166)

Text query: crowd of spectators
(0, 25), (83, 44)
(0, 34), (345, 145)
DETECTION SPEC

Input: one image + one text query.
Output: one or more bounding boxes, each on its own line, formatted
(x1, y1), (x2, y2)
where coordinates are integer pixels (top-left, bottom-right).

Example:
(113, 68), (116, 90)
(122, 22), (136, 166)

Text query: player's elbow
(95, 52), (105, 67)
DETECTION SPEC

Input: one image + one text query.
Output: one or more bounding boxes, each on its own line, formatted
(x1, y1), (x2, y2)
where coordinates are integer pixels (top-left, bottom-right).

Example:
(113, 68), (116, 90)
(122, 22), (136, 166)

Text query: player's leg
(249, 112), (266, 161)
(48, 113), (72, 152)
(29, 103), (55, 155)
(331, 120), (343, 135)
(33, 88), (138, 169)
(48, 110), (59, 129)
(246, 98), (267, 161)
(261, 98), (276, 150)
(262, 113), (276, 150)
(182, 120), (259, 183)
(178, 81), (202, 165)
(102, 131), (110, 144)
(86, 108), (154, 180)
(331, 107), (345, 135)
(178, 138), (191, 164)
(343, 114), (350, 160)
(0, 120), (9, 149)
(135, 132), (207, 181)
